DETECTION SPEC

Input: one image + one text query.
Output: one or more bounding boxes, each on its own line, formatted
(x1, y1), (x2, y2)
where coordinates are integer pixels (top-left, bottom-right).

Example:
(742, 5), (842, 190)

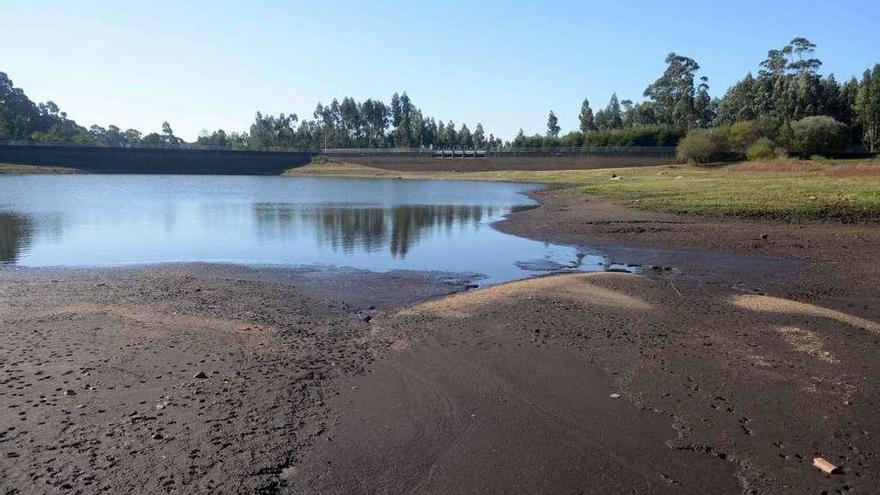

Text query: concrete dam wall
(0, 144), (315, 175)
(0, 144), (681, 175)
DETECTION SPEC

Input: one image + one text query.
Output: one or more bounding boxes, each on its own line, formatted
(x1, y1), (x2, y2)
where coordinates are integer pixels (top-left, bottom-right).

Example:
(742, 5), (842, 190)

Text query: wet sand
(0, 163), (82, 174)
(2, 188), (880, 494)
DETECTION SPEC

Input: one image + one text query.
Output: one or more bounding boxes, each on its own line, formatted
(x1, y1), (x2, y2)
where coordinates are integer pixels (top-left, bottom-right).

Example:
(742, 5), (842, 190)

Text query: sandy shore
(2, 188), (879, 494)
(0, 163), (82, 174)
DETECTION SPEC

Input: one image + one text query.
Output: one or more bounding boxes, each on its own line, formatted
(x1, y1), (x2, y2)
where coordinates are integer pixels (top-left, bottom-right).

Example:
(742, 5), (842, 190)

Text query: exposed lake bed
(2, 178), (879, 494)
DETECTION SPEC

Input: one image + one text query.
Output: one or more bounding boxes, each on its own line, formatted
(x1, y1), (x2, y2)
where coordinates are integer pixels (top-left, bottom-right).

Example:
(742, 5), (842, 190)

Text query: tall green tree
(643, 52), (701, 127)
(694, 77), (716, 127)
(546, 111), (560, 137)
(473, 123), (486, 148)
(458, 124), (473, 148)
(398, 92), (413, 147)
(856, 65), (880, 152)
(620, 99), (635, 128)
(605, 93), (623, 129)
(578, 98), (596, 132)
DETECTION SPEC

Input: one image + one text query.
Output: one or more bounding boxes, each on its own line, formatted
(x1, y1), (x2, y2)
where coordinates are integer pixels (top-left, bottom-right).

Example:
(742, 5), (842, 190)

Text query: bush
(788, 116), (848, 157)
(723, 119), (780, 153)
(676, 129), (726, 164)
(746, 137), (777, 160)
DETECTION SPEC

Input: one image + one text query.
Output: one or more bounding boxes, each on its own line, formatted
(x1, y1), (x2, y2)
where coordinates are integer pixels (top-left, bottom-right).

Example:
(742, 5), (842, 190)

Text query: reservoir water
(0, 175), (617, 284)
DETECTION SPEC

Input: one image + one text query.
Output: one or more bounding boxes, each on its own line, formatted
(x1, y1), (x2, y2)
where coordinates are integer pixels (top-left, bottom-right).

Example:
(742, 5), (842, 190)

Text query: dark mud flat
(293, 189), (880, 494)
(0, 264), (467, 493)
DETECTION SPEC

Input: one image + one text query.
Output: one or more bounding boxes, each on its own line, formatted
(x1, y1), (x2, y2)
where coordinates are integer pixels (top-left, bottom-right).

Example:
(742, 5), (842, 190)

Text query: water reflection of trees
(253, 203), (501, 258)
(0, 212), (34, 264)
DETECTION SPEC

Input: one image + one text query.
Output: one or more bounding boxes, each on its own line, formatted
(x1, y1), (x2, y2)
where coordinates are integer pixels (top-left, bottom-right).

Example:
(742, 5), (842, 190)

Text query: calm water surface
(0, 175), (617, 284)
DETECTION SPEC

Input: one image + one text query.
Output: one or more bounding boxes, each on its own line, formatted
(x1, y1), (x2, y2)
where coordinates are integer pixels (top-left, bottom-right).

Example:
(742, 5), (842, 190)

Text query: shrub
(724, 119), (780, 153)
(676, 129), (726, 164)
(788, 116), (848, 157)
(746, 137), (777, 160)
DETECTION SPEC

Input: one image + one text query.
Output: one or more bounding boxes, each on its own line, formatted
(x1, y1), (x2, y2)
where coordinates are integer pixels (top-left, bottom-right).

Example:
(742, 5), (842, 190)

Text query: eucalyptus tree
(546, 111), (560, 137)
(856, 65), (880, 151)
(445, 121), (457, 147)
(643, 52), (701, 127)
(578, 98), (596, 132)
(398, 92), (414, 147)
(473, 123), (486, 148)
(458, 123), (473, 148)
(594, 108), (608, 130)
(605, 93), (623, 129)
(694, 77), (716, 127)
(621, 99), (635, 128)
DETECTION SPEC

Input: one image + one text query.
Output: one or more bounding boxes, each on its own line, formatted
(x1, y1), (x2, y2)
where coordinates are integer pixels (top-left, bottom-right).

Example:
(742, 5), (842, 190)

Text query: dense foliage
(0, 75), (498, 150)
(2, 36), (878, 154)
(213, 93), (504, 150)
(543, 38), (878, 156)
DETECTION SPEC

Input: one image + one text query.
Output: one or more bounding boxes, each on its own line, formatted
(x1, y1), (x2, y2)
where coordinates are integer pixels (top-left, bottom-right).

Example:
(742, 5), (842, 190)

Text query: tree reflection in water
(0, 212), (34, 264)
(252, 203), (500, 258)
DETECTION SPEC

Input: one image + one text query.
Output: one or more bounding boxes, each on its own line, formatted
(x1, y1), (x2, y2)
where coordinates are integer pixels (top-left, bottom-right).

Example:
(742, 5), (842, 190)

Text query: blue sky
(3, 0), (878, 141)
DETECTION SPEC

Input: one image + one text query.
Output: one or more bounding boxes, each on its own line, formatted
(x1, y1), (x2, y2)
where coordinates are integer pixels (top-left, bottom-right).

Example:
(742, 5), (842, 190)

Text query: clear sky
(3, 0), (878, 141)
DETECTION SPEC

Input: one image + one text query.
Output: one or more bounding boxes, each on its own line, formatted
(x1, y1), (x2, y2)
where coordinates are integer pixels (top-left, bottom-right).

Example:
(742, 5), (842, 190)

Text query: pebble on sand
(193, 371), (208, 379)
(609, 393), (621, 399)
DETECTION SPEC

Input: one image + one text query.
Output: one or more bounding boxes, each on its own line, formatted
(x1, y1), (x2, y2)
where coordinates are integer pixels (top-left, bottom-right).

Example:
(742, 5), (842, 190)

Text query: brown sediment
(2, 184), (880, 494)
(292, 187), (880, 494)
(0, 163), (83, 174)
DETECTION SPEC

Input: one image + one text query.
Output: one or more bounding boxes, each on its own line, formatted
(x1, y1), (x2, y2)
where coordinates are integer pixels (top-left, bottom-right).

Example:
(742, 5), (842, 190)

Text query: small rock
(609, 393), (621, 399)
(151, 432), (164, 440)
(193, 372), (208, 379)
(812, 457), (839, 474)
(64, 389), (77, 396)
(280, 466), (300, 480)
(760, 233), (768, 240)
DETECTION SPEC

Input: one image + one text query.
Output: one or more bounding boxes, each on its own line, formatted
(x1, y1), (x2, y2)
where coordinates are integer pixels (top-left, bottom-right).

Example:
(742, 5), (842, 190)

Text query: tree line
(2, 37), (879, 155)
(198, 92), (504, 150)
(523, 38), (879, 156)
(0, 74), (501, 151)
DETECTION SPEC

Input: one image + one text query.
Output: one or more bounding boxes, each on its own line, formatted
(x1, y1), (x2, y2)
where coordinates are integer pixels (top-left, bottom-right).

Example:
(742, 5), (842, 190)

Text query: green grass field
(288, 158), (880, 221)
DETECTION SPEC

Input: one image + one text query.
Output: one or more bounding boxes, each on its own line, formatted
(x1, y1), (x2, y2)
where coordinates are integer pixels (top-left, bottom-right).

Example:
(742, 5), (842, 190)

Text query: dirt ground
(2, 187), (880, 494)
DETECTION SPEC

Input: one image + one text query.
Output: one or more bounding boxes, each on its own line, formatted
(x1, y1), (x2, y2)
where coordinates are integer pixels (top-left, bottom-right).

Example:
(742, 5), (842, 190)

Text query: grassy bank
(287, 158), (880, 221)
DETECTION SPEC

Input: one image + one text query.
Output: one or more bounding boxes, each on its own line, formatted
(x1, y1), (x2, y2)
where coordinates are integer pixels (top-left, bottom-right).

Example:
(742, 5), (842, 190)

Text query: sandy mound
(730, 294), (880, 333)
(399, 272), (653, 319)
